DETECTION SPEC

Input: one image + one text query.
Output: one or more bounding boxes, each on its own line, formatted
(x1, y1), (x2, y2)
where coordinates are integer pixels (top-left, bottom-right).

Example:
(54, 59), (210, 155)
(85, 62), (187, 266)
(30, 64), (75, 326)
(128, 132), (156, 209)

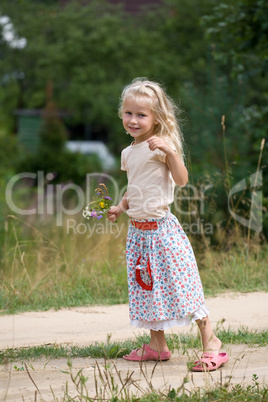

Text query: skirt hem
(130, 304), (209, 331)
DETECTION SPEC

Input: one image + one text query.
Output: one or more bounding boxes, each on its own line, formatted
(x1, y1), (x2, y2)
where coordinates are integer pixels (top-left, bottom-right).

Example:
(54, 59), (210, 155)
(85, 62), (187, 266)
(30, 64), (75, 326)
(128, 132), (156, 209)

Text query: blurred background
(0, 0), (267, 313)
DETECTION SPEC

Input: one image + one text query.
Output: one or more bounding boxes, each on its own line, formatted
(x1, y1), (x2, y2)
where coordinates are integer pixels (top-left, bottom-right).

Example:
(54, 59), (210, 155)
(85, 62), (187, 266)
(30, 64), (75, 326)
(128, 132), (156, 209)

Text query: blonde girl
(108, 78), (228, 371)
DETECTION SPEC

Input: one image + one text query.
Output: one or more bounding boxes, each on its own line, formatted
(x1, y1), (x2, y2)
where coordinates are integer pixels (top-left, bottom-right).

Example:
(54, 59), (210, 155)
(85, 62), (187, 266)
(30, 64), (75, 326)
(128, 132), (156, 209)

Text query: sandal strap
(194, 355), (217, 370)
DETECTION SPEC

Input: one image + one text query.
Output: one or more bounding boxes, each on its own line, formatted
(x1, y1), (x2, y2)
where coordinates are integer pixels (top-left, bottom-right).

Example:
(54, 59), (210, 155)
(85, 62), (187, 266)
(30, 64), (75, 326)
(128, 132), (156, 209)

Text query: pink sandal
(123, 344), (171, 361)
(192, 352), (229, 372)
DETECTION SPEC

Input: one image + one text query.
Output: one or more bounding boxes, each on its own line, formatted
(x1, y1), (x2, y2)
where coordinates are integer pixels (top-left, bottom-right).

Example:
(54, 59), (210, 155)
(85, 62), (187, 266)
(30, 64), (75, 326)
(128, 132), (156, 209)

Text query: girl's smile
(122, 97), (158, 143)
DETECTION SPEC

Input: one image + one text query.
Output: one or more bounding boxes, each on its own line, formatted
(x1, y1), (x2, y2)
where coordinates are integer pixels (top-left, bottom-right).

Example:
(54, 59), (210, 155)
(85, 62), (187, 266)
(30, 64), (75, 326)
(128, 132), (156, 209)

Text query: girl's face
(122, 96), (158, 144)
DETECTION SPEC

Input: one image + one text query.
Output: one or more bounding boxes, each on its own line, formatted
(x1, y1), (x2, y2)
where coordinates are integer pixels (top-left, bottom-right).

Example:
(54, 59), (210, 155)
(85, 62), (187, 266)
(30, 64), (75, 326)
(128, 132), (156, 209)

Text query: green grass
(59, 367), (268, 401)
(0, 215), (267, 314)
(1, 328), (267, 365)
(200, 244), (268, 296)
(0, 279), (129, 314)
(161, 378), (268, 401)
(17, 360), (268, 401)
(148, 379), (268, 401)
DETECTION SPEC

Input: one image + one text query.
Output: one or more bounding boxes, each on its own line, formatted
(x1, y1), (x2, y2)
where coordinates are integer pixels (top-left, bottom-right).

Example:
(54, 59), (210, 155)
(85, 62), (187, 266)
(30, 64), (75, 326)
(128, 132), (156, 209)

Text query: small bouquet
(82, 183), (112, 220)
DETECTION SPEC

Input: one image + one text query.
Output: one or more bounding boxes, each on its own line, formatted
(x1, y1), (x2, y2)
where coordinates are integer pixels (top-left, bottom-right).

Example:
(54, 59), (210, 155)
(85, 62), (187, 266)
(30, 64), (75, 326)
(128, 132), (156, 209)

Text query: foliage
(199, 0), (268, 241)
(165, 377), (268, 401)
(0, 0), (187, 151)
(1, 0), (266, 156)
(82, 183), (112, 220)
(0, 135), (20, 252)
(61, 370), (268, 401)
(17, 149), (102, 185)
(1, 328), (268, 363)
(0, 0), (245, 149)
(0, 212), (267, 314)
(201, 0), (268, 77)
(201, 0), (268, 163)
(0, 0), (267, 240)
(0, 135), (18, 177)
(39, 100), (67, 151)
(15, 99), (102, 184)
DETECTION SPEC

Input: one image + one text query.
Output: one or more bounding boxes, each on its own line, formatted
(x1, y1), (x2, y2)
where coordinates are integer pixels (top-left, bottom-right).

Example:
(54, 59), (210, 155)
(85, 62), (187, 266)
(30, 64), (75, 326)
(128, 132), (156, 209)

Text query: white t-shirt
(121, 137), (177, 219)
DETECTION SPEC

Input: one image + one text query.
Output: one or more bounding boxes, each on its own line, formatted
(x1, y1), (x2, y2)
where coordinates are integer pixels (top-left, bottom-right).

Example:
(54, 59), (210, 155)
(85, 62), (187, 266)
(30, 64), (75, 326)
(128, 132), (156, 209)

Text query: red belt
(131, 220), (158, 230)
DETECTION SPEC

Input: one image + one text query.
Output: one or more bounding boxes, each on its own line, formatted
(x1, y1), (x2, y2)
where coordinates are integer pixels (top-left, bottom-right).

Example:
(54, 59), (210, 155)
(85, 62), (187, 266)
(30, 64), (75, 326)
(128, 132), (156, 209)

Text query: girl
(108, 78), (228, 371)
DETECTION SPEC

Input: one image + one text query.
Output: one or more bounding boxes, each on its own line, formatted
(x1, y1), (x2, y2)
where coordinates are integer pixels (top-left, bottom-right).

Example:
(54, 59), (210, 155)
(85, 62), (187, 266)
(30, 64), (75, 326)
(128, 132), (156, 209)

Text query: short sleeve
(165, 137), (177, 152)
(153, 148), (166, 163)
(121, 150), (127, 171)
(153, 137), (177, 164)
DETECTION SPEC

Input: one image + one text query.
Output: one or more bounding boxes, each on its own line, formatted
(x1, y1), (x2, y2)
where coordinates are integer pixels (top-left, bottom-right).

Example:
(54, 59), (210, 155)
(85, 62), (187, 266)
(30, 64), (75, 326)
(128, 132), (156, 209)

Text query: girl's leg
(135, 329), (170, 357)
(147, 317), (220, 355)
(196, 316), (222, 353)
(148, 329), (170, 353)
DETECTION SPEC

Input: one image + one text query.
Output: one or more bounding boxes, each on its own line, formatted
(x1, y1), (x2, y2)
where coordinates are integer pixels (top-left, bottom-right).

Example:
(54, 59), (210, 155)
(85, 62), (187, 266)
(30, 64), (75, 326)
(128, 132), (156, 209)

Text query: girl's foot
(192, 352), (229, 372)
(193, 335), (228, 372)
(123, 329), (171, 361)
(132, 343), (170, 357)
(203, 335), (222, 355)
(196, 316), (222, 355)
(123, 344), (171, 361)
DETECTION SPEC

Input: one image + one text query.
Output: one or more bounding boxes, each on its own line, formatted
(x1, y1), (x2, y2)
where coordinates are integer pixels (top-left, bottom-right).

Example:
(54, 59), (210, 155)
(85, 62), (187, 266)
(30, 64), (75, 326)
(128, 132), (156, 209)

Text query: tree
(202, 0), (268, 77)
(200, 0), (268, 161)
(0, 0), (178, 150)
(1, 0), (265, 170)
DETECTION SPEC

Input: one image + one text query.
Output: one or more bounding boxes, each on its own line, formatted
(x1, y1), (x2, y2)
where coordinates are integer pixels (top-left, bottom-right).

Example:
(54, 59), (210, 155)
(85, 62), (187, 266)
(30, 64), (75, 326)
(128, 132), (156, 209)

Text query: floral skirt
(126, 211), (209, 330)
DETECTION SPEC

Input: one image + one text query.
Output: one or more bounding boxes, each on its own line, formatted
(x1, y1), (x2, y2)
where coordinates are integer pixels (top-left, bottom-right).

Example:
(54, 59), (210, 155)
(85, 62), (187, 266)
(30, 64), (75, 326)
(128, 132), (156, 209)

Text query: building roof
(59, 0), (162, 14)
(109, 0), (162, 13)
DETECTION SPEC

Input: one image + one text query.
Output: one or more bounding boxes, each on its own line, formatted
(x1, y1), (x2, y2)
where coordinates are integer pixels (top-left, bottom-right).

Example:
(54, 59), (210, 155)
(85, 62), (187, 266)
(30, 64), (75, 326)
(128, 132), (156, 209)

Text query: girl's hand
(148, 136), (188, 186)
(107, 206), (121, 222)
(108, 192), (128, 222)
(147, 136), (173, 155)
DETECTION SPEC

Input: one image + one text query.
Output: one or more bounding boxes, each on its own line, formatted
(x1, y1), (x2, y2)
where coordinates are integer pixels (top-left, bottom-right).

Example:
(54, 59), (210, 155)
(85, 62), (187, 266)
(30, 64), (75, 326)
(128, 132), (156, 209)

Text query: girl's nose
(130, 115), (137, 124)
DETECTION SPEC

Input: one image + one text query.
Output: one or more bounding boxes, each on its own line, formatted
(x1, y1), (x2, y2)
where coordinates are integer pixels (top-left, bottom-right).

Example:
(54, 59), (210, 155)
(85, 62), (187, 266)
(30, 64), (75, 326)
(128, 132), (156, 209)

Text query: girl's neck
(132, 134), (155, 145)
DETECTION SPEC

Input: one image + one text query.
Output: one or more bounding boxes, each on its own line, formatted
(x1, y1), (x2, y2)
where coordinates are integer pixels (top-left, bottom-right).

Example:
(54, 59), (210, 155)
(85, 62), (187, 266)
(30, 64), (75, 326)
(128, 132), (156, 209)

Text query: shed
(14, 109), (43, 154)
(14, 108), (70, 154)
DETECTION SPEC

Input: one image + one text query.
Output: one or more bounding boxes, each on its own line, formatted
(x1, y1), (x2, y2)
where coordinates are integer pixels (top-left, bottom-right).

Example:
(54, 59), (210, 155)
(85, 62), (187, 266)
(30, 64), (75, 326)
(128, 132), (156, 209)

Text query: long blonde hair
(119, 77), (185, 163)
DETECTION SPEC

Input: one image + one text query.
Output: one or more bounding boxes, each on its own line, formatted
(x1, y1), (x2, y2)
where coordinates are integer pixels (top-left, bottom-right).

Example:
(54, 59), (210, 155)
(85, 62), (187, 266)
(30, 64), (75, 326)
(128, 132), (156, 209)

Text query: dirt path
(0, 292), (268, 401)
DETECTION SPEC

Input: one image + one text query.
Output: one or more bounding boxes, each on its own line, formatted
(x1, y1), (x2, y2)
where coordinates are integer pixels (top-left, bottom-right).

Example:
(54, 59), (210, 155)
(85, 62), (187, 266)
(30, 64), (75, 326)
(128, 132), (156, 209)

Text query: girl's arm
(166, 149), (188, 187)
(147, 137), (188, 187)
(107, 192), (128, 222)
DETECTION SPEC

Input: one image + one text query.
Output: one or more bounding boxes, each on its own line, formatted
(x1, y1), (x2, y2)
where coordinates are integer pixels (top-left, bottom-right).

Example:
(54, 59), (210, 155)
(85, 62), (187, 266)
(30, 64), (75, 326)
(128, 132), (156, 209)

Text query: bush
(16, 103), (102, 185)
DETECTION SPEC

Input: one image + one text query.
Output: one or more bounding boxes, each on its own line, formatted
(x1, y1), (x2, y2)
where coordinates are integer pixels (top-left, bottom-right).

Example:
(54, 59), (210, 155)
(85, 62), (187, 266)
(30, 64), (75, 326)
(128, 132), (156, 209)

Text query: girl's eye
(139, 114), (146, 117)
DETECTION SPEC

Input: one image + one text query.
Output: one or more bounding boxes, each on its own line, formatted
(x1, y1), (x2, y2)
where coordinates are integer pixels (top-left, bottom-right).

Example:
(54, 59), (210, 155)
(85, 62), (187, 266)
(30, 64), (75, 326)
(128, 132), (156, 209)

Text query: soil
(0, 292), (267, 401)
